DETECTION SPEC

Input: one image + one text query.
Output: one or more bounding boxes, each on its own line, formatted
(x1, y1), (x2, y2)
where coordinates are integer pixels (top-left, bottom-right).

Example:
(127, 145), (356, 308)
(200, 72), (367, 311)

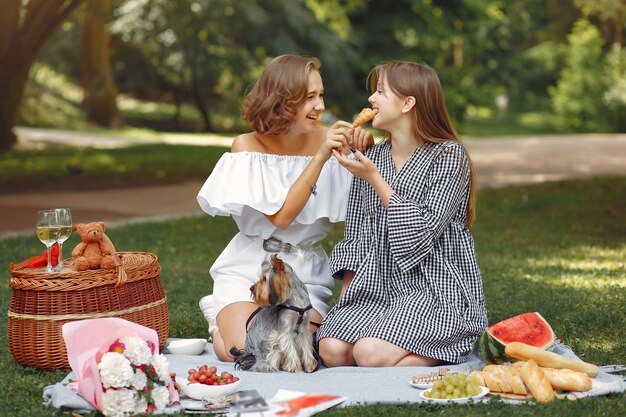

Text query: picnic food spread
(413, 312), (602, 403)
(475, 312), (555, 364)
(352, 108), (378, 127)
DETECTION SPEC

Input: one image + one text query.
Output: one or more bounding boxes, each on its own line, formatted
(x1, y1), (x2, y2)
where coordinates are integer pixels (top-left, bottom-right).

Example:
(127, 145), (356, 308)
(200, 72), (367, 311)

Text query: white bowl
(165, 338), (207, 355)
(176, 377), (241, 400)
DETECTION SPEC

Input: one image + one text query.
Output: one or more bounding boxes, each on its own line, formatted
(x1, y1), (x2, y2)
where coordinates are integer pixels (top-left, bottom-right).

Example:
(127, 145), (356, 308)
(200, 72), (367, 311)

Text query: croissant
(519, 359), (555, 403)
(353, 108), (378, 127)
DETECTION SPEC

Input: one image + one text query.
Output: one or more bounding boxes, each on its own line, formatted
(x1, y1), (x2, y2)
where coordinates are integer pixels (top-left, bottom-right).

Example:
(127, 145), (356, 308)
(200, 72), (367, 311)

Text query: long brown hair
(242, 54), (321, 135)
(368, 61), (476, 227)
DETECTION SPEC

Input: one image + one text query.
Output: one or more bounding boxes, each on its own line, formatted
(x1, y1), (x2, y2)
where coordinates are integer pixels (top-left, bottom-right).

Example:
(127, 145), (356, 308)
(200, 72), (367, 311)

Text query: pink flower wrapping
(62, 317), (179, 413)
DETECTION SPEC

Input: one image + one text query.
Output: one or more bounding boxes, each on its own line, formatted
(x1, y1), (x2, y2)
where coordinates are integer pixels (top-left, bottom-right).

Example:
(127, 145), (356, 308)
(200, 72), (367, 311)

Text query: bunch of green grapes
(424, 373), (482, 399)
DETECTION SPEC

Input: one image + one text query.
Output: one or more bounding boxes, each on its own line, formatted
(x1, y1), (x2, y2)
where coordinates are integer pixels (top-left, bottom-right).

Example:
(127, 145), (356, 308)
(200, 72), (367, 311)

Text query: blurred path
(2, 128), (626, 238)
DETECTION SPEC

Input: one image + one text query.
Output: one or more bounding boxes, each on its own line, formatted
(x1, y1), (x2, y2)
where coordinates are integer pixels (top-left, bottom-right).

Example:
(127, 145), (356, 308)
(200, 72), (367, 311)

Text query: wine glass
(52, 208), (72, 271)
(36, 210), (60, 273)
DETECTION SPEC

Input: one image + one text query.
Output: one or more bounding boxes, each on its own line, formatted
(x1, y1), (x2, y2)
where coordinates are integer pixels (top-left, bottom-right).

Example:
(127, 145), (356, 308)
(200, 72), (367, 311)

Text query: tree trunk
(0, 68), (31, 151)
(190, 65), (213, 132)
(81, 0), (123, 128)
(0, 0), (85, 151)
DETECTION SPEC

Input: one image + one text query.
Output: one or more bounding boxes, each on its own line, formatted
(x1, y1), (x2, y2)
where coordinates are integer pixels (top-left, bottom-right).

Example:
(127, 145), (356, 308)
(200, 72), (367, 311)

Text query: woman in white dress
(196, 54), (373, 362)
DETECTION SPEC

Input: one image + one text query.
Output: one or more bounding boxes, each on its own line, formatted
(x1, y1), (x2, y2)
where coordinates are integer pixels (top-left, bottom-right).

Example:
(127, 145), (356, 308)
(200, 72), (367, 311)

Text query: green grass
(461, 107), (576, 138)
(1, 175), (624, 416)
(0, 144), (227, 194)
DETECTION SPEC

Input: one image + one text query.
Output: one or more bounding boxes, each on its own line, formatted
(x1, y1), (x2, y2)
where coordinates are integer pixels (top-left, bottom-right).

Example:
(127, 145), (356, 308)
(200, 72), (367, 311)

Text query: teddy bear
(71, 221), (118, 271)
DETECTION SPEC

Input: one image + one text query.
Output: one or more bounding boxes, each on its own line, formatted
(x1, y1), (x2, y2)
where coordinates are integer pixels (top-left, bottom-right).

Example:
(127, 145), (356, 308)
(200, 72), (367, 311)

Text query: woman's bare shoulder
(231, 133), (264, 153)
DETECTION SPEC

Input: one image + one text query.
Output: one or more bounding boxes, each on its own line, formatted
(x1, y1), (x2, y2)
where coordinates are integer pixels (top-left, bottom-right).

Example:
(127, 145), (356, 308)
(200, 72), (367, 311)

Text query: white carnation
(131, 369), (147, 391)
(151, 385), (170, 410)
(101, 387), (136, 417)
(98, 352), (134, 389)
(150, 353), (170, 382)
(119, 336), (152, 365)
(133, 395), (148, 415)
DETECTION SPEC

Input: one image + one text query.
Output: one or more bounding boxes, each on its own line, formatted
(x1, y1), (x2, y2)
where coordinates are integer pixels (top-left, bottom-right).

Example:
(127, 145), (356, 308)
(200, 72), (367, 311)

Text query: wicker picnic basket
(8, 252), (169, 370)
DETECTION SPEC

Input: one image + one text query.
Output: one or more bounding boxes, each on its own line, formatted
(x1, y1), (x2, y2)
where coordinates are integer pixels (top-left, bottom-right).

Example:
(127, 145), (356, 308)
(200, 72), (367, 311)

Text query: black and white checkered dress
(317, 140), (488, 363)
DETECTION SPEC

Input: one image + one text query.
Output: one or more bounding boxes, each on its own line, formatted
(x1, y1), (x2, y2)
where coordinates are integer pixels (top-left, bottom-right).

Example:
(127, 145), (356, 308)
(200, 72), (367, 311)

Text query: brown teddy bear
(71, 222), (118, 271)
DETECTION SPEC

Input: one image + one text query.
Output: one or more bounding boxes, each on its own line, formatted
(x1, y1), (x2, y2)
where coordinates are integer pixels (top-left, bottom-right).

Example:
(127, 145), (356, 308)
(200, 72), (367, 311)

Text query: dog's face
(250, 255), (294, 306)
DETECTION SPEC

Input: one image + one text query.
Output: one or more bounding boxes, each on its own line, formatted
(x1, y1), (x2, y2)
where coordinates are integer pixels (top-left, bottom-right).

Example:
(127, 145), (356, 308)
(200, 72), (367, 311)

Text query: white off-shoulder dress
(197, 152), (352, 318)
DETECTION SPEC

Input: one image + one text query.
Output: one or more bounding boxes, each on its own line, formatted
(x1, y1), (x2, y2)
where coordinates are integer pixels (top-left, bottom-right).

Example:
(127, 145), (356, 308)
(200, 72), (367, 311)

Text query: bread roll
(353, 108), (378, 127)
(505, 342), (599, 377)
(542, 367), (592, 392)
(519, 359), (555, 403)
(481, 365), (527, 395)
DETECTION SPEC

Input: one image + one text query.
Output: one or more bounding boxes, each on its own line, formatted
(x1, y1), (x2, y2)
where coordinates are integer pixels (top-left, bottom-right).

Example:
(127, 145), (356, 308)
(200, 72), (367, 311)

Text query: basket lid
(10, 252), (160, 291)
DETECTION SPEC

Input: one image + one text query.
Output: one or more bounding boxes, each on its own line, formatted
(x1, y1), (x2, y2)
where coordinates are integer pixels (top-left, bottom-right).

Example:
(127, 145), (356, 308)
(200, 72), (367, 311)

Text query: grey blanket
(43, 340), (625, 413)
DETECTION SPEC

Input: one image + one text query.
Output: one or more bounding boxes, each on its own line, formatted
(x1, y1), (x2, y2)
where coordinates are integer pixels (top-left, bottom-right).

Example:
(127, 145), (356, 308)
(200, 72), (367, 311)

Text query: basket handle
(112, 253), (128, 286)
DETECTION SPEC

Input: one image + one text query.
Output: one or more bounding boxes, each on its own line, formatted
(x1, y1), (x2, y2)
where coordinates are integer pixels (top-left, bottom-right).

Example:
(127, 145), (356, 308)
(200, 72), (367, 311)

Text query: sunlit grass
(0, 144), (228, 193)
(461, 107), (575, 138)
(118, 95), (202, 122)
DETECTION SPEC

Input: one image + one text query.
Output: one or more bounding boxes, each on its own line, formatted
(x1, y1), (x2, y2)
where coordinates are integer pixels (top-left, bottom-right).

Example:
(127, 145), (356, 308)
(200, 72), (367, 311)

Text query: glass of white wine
(52, 208), (72, 271)
(36, 210), (60, 273)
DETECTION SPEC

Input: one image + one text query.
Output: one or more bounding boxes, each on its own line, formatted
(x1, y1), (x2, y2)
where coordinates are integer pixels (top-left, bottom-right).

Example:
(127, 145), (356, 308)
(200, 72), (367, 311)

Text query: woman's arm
(265, 121), (353, 229)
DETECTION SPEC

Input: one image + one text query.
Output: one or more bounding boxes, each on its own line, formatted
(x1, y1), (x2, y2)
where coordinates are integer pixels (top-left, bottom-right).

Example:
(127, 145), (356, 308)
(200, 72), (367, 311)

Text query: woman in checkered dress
(317, 61), (488, 366)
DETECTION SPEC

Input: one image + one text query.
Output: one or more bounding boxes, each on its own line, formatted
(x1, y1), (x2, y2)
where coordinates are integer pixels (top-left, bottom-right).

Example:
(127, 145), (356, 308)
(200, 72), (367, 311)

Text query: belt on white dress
(246, 235), (321, 256)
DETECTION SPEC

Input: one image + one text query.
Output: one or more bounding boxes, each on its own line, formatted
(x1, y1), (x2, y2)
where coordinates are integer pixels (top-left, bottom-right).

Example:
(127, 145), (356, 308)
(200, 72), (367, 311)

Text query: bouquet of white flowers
(98, 336), (172, 417)
(63, 318), (179, 417)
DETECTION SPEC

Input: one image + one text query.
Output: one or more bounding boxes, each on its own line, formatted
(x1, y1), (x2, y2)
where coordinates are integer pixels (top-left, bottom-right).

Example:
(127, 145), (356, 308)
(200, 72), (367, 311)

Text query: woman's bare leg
(318, 337), (357, 367)
(212, 302), (257, 362)
(353, 337), (441, 367)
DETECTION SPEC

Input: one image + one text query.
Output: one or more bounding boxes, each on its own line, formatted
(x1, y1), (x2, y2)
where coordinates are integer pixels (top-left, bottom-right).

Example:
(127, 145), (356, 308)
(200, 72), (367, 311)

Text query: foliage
(1, 176), (625, 415)
(550, 19), (606, 131)
(108, 0), (360, 131)
(602, 43), (626, 132)
(19, 63), (87, 130)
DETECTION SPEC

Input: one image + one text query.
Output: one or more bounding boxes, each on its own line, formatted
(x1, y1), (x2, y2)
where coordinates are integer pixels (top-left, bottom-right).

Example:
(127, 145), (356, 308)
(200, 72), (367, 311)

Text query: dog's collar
(277, 304), (313, 327)
(245, 304), (313, 333)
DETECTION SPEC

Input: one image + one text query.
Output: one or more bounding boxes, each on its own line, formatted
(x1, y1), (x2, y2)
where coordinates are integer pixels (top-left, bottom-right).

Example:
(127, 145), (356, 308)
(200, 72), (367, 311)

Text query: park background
(1, 1), (625, 416)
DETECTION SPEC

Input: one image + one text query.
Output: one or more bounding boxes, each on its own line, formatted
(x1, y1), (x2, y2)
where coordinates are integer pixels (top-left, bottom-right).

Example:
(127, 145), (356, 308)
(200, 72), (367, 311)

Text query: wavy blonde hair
(242, 54), (321, 135)
(368, 61), (477, 227)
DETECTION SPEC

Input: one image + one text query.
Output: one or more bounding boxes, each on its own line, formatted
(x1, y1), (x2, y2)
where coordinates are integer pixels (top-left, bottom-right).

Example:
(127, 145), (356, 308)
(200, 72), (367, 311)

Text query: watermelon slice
(474, 312), (555, 364)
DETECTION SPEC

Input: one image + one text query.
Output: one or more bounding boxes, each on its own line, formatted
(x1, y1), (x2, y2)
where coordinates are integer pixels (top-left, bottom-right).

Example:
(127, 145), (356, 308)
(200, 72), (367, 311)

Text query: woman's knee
(318, 337), (355, 367)
(352, 339), (389, 367)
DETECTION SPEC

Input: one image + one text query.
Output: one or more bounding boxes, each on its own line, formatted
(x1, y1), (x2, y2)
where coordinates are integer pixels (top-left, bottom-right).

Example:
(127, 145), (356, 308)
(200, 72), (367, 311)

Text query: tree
(110, 0), (358, 131)
(550, 19), (606, 131)
(0, 0), (85, 151)
(81, 0), (123, 127)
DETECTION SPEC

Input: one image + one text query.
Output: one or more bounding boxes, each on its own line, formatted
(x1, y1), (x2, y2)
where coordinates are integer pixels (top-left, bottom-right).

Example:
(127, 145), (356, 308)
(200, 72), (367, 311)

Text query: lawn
(0, 175), (624, 416)
(0, 143), (226, 194)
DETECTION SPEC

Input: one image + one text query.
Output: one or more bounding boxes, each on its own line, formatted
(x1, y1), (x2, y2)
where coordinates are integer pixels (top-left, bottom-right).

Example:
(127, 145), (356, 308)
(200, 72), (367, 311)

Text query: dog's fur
(230, 255), (318, 373)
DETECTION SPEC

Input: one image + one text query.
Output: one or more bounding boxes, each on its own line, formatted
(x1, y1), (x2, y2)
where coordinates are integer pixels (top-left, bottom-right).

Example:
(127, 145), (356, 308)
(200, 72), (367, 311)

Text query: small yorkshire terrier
(230, 255), (318, 373)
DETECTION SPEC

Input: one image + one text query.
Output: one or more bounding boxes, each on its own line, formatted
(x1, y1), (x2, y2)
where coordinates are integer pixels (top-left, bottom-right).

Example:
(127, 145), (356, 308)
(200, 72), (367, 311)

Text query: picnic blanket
(43, 339), (625, 414)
